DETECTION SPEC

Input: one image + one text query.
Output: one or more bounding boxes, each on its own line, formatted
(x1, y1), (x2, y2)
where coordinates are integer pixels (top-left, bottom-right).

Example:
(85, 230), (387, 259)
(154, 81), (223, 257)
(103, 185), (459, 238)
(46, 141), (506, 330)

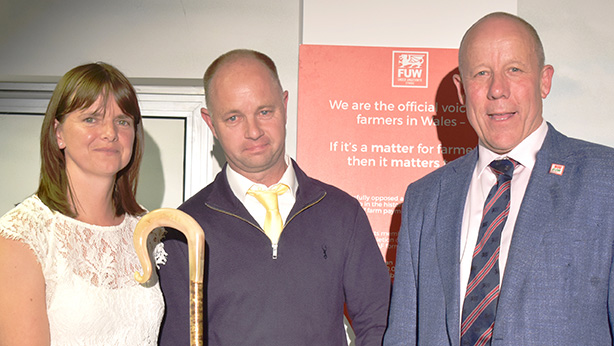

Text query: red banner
(297, 44), (478, 277)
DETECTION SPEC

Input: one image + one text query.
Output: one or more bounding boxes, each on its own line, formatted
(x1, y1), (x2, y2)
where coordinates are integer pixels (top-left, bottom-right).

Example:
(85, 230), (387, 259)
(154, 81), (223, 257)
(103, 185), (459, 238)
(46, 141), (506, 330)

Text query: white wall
(1, 0), (613, 195)
(519, 1), (614, 147)
(303, 0), (516, 48)
(0, 0), (301, 158)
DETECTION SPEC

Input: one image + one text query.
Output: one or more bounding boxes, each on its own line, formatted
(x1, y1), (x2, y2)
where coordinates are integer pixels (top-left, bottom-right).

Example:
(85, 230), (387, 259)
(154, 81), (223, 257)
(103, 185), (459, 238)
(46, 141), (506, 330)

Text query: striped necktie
(461, 159), (516, 346)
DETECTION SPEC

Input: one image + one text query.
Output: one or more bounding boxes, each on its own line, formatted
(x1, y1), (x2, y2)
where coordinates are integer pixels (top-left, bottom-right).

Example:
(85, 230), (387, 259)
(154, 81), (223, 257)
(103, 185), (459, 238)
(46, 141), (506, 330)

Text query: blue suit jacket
(384, 123), (614, 345)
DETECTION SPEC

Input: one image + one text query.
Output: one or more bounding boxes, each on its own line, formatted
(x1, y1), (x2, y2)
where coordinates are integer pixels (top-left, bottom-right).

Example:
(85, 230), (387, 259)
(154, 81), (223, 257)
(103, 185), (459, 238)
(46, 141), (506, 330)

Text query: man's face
(453, 16), (554, 154)
(202, 57), (288, 184)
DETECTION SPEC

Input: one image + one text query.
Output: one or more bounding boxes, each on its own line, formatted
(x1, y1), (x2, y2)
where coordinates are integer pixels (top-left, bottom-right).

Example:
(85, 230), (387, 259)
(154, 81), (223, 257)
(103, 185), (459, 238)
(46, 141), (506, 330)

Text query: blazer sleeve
(383, 185), (418, 345)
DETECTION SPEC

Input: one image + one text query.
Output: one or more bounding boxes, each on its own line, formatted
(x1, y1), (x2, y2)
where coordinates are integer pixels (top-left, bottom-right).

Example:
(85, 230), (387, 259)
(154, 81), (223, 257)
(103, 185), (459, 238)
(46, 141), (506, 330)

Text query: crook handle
(133, 208), (205, 346)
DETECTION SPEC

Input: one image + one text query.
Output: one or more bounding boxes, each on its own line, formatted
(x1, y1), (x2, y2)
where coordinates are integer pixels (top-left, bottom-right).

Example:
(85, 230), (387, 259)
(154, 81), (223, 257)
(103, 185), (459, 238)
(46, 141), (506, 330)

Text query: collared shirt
(226, 155), (298, 228)
(459, 120), (548, 314)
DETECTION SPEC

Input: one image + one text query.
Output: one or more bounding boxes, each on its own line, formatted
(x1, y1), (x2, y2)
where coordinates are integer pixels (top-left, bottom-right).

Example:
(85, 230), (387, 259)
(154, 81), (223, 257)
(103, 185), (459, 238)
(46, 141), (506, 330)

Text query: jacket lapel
(495, 125), (568, 329)
(436, 150), (477, 345)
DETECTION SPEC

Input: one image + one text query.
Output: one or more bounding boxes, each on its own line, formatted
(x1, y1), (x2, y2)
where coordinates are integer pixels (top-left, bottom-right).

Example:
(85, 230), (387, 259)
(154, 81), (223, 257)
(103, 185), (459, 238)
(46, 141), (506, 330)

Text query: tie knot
(489, 159), (516, 181)
(247, 184), (289, 211)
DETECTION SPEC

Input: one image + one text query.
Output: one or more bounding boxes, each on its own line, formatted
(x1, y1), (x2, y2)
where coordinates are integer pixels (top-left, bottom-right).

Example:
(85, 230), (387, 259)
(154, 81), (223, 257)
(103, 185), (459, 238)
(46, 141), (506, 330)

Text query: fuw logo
(393, 51), (428, 88)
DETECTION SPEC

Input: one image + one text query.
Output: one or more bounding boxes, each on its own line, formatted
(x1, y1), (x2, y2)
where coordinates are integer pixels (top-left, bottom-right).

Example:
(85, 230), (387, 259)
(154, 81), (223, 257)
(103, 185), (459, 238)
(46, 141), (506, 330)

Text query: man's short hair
(203, 49), (282, 108)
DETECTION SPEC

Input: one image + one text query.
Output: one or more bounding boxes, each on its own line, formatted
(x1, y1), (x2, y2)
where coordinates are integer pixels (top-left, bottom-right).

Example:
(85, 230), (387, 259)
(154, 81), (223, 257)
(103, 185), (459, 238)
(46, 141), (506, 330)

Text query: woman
(0, 62), (164, 345)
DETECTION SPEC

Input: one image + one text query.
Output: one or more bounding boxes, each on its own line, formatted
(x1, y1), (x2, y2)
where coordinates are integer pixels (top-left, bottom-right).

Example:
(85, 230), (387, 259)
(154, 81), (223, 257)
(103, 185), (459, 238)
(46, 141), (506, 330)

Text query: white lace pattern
(0, 195), (165, 345)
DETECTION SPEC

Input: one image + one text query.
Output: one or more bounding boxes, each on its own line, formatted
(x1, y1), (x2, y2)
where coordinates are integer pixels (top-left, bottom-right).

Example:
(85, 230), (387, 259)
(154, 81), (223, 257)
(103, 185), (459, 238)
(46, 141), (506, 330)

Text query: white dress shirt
(459, 120), (548, 315)
(226, 155), (298, 228)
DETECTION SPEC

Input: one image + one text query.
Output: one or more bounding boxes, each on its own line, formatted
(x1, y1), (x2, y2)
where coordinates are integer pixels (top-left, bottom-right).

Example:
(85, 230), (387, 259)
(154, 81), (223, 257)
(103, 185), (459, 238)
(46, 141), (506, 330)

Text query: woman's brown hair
(37, 62), (145, 217)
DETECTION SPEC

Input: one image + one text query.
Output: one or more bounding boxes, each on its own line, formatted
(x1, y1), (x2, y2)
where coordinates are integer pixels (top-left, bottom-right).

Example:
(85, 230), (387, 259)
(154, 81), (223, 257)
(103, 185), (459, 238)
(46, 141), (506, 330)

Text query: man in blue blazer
(384, 12), (614, 346)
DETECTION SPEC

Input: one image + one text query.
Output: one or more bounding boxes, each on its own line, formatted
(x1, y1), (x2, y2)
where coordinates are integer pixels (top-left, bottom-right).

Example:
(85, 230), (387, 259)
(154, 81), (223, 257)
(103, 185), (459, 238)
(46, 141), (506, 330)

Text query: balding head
(203, 49), (283, 109)
(458, 12), (545, 77)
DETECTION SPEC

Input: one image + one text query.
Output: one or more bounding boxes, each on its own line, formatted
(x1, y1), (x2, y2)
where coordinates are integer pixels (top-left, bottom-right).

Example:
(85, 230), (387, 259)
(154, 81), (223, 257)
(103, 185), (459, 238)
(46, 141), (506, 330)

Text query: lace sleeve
(0, 196), (51, 268)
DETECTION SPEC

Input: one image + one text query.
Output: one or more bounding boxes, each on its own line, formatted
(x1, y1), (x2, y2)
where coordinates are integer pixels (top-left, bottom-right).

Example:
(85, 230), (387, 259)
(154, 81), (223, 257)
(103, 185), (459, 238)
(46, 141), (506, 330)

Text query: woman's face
(55, 94), (135, 181)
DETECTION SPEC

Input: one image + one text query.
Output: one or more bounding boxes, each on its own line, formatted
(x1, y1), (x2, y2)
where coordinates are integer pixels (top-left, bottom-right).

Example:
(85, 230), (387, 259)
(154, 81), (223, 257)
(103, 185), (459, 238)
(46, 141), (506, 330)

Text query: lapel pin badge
(549, 163), (565, 176)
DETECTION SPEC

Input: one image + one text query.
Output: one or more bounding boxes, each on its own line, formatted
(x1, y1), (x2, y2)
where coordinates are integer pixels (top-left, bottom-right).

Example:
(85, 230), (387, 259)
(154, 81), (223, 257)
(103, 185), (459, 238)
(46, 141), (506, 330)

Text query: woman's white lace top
(0, 195), (165, 345)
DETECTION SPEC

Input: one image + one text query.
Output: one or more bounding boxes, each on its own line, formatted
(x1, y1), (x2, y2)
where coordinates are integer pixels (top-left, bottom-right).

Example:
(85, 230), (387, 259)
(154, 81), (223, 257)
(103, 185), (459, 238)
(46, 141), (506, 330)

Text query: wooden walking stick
(133, 208), (205, 346)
